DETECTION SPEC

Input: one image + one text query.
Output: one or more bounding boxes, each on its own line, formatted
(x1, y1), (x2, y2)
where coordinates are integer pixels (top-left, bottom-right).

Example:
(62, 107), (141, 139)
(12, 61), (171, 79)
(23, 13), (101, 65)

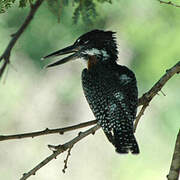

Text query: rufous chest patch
(88, 56), (98, 69)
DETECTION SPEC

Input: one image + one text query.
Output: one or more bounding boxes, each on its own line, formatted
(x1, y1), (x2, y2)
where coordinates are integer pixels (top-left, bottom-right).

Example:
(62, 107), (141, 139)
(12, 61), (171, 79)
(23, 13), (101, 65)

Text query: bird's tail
(113, 129), (140, 154)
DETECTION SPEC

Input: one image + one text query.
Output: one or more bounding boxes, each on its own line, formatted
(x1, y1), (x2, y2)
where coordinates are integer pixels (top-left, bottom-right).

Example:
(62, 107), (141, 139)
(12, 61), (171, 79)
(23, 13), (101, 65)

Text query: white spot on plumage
(119, 74), (132, 83)
(101, 50), (109, 58)
(84, 40), (89, 44)
(114, 92), (124, 101)
(109, 104), (117, 112)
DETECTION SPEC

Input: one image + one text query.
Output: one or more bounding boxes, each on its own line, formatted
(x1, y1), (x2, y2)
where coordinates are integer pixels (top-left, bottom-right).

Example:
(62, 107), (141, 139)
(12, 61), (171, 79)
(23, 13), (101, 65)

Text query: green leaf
(0, 0), (16, 13)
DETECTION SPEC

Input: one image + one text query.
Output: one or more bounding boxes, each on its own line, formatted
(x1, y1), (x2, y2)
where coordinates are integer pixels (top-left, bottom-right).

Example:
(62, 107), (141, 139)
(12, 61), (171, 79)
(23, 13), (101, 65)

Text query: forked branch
(134, 61), (180, 131)
(20, 125), (100, 180)
(18, 61), (180, 180)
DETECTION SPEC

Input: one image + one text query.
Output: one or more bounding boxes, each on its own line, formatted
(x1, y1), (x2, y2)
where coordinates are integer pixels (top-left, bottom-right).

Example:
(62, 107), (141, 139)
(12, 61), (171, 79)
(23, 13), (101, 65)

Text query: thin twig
(0, 120), (97, 141)
(138, 61), (180, 106)
(167, 129), (180, 180)
(20, 125), (100, 180)
(160, 90), (166, 96)
(62, 146), (73, 173)
(0, 0), (44, 79)
(158, 0), (180, 8)
(134, 61), (180, 132)
(135, 61), (180, 130)
(134, 102), (149, 132)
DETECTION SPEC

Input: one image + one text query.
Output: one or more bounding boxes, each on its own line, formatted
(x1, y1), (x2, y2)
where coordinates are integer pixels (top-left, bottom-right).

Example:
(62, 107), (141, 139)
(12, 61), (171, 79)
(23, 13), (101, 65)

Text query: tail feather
(113, 129), (140, 154)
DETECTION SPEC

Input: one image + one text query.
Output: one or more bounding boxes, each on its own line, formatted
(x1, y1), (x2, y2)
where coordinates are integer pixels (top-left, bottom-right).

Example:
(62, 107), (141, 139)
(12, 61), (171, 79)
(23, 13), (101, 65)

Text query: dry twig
(134, 103), (148, 132)
(0, 0), (44, 79)
(138, 61), (180, 106)
(62, 146), (73, 173)
(135, 61), (180, 131)
(158, 0), (180, 8)
(20, 125), (100, 180)
(0, 120), (97, 141)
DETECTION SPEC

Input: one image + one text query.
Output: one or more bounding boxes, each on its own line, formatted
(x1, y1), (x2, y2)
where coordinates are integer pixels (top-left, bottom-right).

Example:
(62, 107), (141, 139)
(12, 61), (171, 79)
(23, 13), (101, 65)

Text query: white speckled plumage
(80, 30), (139, 154)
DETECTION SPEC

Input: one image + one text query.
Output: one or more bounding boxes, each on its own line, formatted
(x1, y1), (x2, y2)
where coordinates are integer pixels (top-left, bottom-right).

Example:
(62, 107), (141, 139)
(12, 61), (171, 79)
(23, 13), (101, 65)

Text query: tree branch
(135, 61), (180, 131)
(0, 61), (179, 141)
(138, 61), (180, 106)
(0, 0), (44, 79)
(158, 0), (180, 8)
(0, 120), (97, 141)
(17, 61), (180, 179)
(20, 125), (100, 180)
(62, 145), (73, 173)
(134, 103), (147, 132)
(167, 129), (180, 180)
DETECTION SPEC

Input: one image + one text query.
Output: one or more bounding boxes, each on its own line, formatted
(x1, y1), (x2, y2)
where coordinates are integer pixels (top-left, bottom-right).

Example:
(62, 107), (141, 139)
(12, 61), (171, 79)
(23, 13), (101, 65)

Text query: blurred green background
(0, 0), (179, 179)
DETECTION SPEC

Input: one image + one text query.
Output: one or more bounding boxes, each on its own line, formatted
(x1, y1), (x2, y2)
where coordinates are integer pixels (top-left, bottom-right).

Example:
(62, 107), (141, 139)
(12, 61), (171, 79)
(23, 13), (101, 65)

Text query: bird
(42, 29), (140, 154)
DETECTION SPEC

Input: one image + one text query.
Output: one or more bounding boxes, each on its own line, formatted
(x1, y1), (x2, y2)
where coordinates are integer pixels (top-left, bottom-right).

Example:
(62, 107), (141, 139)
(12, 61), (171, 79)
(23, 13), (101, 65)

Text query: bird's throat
(88, 56), (98, 69)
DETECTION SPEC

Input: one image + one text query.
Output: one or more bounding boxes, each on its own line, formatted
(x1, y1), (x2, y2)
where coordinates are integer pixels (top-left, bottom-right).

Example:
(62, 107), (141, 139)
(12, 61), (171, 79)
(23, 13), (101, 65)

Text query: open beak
(41, 44), (80, 68)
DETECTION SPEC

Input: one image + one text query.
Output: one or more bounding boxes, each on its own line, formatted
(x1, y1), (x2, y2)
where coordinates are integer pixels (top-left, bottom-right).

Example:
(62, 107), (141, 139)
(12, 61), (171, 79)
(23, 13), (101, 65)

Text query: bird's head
(42, 29), (118, 68)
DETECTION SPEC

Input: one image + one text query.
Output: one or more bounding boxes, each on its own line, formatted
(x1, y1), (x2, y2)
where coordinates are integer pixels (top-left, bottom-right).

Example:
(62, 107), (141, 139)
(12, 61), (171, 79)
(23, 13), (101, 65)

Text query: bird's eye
(74, 38), (81, 45)
(75, 39), (89, 46)
(77, 39), (81, 43)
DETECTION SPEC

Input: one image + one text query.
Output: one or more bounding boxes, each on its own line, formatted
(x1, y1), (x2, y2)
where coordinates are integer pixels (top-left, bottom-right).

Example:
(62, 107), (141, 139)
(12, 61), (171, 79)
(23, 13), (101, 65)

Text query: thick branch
(0, 0), (44, 78)
(20, 125), (100, 180)
(0, 120), (97, 141)
(167, 129), (180, 180)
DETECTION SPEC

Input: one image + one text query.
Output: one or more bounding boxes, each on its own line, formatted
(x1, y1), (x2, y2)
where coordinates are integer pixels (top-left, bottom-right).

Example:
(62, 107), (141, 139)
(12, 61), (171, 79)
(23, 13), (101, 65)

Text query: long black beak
(41, 44), (80, 68)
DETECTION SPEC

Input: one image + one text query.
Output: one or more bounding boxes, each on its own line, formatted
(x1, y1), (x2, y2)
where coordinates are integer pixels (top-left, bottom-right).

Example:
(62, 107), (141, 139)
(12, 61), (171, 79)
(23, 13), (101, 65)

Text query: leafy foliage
(0, 0), (112, 24)
(72, 0), (97, 24)
(46, 0), (65, 23)
(0, 0), (16, 13)
(0, 0), (34, 13)
(47, 0), (112, 24)
(19, 0), (34, 8)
